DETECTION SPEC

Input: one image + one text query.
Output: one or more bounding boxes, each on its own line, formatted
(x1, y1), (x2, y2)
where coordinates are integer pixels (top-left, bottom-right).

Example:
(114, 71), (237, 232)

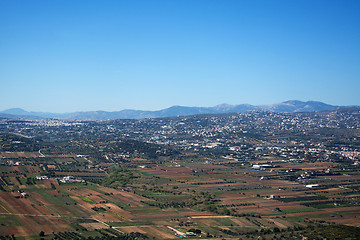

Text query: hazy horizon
(0, 99), (347, 113)
(1, 0), (359, 112)
(0, 99), (356, 115)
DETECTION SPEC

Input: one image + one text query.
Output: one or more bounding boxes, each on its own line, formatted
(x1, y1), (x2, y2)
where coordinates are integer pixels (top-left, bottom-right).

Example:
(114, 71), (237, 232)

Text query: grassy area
(0, 215), (23, 226)
(29, 188), (81, 216)
(281, 207), (319, 214)
(31, 189), (65, 205)
(0, 201), (10, 212)
(79, 196), (96, 204)
(280, 195), (328, 202)
(213, 217), (238, 226)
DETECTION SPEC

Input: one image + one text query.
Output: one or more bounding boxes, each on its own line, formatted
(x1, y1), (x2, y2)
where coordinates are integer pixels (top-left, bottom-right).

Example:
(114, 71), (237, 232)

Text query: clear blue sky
(1, 0), (359, 112)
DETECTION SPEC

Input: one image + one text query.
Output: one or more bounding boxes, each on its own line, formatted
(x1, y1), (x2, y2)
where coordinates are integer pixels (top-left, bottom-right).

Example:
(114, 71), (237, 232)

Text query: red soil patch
(17, 152), (26, 158)
(3, 226), (33, 237)
(0, 192), (32, 214)
(197, 218), (220, 226)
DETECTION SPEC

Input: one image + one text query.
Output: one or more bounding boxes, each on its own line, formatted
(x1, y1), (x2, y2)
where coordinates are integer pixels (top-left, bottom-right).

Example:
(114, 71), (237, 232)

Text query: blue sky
(1, 0), (359, 112)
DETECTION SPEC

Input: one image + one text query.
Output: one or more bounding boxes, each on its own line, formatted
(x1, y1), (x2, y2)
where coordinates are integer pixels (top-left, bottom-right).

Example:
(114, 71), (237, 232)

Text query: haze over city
(1, 0), (359, 112)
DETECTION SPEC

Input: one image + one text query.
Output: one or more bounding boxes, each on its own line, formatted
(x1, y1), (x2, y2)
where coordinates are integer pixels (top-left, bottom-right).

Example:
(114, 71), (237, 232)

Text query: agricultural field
(0, 150), (359, 239)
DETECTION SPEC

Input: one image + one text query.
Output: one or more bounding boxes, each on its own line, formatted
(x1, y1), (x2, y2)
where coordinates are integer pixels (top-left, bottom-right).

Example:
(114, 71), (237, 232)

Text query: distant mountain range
(0, 100), (353, 121)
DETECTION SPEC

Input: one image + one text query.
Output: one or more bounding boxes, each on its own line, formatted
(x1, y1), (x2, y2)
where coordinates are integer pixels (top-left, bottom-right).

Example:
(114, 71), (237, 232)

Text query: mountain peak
(283, 100), (304, 105)
(2, 108), (29, 115)
(214, 103), (234, 111)
(0, 100), (350, 120)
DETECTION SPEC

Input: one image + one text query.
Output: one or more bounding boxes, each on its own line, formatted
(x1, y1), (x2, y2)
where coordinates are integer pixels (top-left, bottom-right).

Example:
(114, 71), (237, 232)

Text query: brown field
(90, 212), (121, 222)
(80, 222), (108, 230)
(116, 226), (147, 234)
(0, 212), (73, 237)
(26, 165), (40, 173)
(230, 217), (256, 227)
(138, 226), (176, 239)
(197, 218), (220, 226)
(102, 202), (134, 220)
(0, 192), (32, 215)
(30, 191), (73, 216)
(8, 177), (21, 186)
(1, 226), (34, 237)
(135, 211), (185, 219)
(18, 198), (52, 216)
(17, 152), (26, 158)
(96, 187), (148, 207)
(0, 152), (40, 159)
(266, 218), (293, 228)
(190, 215), (232, 219)
(323, 213), (360, 227)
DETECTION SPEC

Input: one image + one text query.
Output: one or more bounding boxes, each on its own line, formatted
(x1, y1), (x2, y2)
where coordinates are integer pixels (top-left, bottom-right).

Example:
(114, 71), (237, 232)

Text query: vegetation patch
(79, 196), (96, 204)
